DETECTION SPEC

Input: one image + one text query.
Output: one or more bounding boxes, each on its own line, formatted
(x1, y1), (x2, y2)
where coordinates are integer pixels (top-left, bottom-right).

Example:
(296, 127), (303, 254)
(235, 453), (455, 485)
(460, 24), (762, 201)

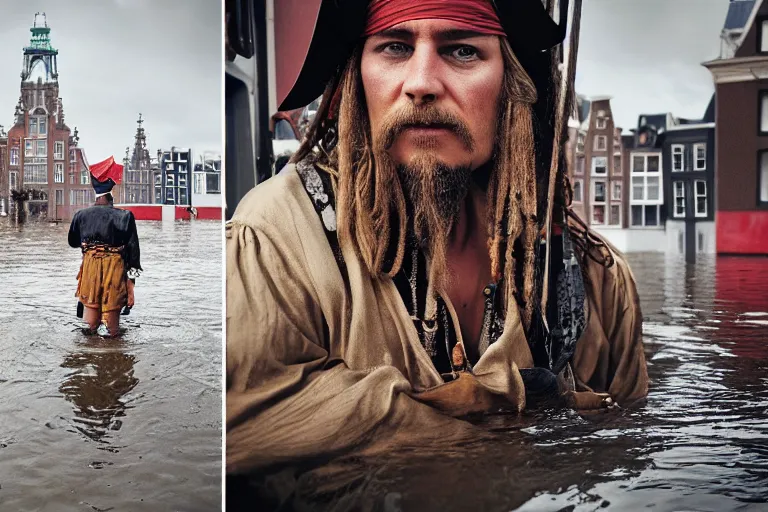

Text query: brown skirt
(76, 251), (127, 312)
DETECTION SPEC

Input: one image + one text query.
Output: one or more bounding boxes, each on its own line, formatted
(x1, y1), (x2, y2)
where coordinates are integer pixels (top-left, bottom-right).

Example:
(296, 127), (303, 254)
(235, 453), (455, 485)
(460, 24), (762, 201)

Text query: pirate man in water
(68, 156), (142, 337)
(226, 0), (649, 473)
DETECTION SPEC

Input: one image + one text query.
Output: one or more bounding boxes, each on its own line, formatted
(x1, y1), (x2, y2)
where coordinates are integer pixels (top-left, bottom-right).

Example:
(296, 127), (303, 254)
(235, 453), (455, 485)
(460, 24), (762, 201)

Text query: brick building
(566, 95), (626, 230)
(1, 14), (91, 221)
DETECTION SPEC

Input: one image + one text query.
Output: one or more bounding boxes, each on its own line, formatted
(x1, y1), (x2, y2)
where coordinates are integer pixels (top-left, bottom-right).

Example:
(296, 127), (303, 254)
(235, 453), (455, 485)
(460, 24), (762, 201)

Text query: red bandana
(364, 0), (506, 37)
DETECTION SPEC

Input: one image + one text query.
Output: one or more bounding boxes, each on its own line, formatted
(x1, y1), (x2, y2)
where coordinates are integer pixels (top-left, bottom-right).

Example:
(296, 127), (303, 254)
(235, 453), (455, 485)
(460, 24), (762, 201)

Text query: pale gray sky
(0, 0), (221, 163)
(576, 0), (731, 131)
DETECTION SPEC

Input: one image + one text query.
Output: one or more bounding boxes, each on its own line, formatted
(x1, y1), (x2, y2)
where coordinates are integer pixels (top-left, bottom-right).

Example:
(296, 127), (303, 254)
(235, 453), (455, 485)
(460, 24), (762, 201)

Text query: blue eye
(452, 45), (479, 61)
(383, 42), (411, 57)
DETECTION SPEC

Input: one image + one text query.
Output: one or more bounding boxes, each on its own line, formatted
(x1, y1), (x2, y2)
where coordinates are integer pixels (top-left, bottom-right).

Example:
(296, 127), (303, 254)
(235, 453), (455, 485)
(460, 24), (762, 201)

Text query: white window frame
(591, 156), (607, 176)
(29, 117), (38, 136)
(761, 92), (768, 134)
(36, 139), (47, 157)
(39, 117), (47, 136)
(694, 143), (706, 171)
(630, 204), (662, 228)
(9, 171), (18, 190)
(576, 133), (585, 154)
(572, 178), (583, 203)
(596, 117), (607, 130)
(673, 181), (685, 218)
(762, 20), (768, 52)
(762, 151), (768, 203)
(54, 163), (64, 184)
(594, 135), (607, 151)
(10, 147), (19, 166)
(694, 180), (707, 217)
(630, 152), (663, 205)
(611, 181), (622, 201)
(591, 179), (607, 226)
(25, 139), (33, 157)
(672, 144), (685, 172)
(54, 141), (64, 160)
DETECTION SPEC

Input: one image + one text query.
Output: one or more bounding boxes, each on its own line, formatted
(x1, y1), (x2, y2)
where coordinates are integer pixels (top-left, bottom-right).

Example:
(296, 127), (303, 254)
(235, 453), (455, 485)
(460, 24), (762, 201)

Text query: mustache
(377, 106), (475, 152)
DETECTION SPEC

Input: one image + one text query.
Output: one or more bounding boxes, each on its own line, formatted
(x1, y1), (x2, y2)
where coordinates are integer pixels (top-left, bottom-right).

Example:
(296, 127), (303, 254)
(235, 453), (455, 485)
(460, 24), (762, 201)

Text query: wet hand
(413, 372), (519, 417)
(126, 280), (135, 308)
(562, 390), (621, 411)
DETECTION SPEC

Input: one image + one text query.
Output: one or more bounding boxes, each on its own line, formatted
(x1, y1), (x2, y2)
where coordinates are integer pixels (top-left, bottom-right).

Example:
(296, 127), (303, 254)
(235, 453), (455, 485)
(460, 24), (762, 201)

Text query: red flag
(89, 156), (124, 184)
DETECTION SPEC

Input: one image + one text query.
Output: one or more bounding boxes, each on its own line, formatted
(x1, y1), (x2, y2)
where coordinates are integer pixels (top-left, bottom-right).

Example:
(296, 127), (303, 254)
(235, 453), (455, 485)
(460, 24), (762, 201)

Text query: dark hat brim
(278, 0), (565, 111)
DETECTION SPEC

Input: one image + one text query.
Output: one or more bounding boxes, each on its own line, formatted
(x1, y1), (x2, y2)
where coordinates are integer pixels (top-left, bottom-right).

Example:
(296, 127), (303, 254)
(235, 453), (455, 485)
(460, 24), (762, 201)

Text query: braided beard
(395, 154), (472, 293)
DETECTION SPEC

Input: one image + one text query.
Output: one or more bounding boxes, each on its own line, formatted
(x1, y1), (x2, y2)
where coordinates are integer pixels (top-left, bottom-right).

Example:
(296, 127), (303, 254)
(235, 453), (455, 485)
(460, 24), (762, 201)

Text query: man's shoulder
(229, 163), (317, 233)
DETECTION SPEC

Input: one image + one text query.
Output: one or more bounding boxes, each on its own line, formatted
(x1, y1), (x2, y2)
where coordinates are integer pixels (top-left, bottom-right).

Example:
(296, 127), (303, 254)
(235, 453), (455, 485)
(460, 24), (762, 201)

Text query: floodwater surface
(0, 219), (221, 511)
(238, 253), (768, 511)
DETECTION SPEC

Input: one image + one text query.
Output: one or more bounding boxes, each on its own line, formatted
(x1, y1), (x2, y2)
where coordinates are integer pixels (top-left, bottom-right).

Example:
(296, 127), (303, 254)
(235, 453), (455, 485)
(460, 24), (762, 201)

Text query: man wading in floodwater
(226, 0), (649, 474)
(68, 156), (142, 337)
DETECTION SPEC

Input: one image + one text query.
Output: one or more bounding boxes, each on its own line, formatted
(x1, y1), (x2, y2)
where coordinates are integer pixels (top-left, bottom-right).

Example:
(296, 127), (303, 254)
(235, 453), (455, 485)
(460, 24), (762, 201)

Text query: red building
(2, 14), (92, 221)
(704, 0), (768, 254)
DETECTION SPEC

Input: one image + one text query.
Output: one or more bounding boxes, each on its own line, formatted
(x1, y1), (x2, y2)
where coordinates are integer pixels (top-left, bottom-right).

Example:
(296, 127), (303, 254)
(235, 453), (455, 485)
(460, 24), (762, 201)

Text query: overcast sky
(577, 0), (731, 131)
(0, 0), (221, 163)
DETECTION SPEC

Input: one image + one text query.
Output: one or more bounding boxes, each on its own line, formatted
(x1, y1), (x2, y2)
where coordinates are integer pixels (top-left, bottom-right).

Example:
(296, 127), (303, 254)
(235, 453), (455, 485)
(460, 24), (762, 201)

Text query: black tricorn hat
(279, 0), (567, 111)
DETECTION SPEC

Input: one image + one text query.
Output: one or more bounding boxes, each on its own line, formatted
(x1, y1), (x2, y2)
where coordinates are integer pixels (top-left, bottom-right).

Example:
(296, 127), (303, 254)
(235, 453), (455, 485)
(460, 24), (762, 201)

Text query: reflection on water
(234, 253), (768, 511)
(0, 219), (221, 511)
(59, 340), (139, 449)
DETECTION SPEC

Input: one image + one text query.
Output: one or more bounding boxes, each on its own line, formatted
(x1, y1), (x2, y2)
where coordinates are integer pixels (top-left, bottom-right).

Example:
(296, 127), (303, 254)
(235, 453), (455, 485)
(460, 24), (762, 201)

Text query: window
(761, 91), (768, 134)
(70, 173), (75, 184)
(180, 188), (188, 205)
(166, 174), (175, 186)
(81, 168), (90, 185)
(591, 180), (606, 225)
(694, 143), (706, 170)
(29, 117), (38, 136)
(630, 205), (661, 227)
(9, 171), (17, 190)
(25, 139), (33, 157)
(596, 116), (607, 130)
(611, 181), (622, 201)
(155, 173), (162, 185)
(594, 135), (607, 151)
(54, 141), (64, 160)
(761, 19), (768, 52)
(672, 144), (685, 172)
(55, 189), (63, 205)
(577, 133), (585, 153)
(39, 117), (46, 135)
(575, 156), (585, 175)
(695, 180), (707, 217)
(630, 152), (663, 227)
(592, 156), (607, 175)
(179, 174), (187, 187)
(24, 163), (47, 184)
(36, 139), (46, 156)
(761, 151), (768, 203)
(609, 204), (621, 226)
(206, 173), (220, 193)
(194, 173), (204, 194)
(10, 147), (19, 165)
(166, 188), (175, 203)
(673, 181), (685, 218)
(572, 179), (583, 202)
(54, 163), (64, 183)
(613, 155), (621, 175)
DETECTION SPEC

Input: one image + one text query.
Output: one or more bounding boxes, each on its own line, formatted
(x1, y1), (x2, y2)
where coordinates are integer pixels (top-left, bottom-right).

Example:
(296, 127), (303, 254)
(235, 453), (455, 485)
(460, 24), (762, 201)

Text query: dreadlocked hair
(293, 39), (543, 331)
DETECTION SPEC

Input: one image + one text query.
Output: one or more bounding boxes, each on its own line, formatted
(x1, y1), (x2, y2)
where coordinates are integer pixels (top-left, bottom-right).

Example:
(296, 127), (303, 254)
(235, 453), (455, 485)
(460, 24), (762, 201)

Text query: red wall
(717, 211), (768, 254)
(195, 206), (222, 220)
(116, 204), (163, 221)
(274, 0), (322, 108)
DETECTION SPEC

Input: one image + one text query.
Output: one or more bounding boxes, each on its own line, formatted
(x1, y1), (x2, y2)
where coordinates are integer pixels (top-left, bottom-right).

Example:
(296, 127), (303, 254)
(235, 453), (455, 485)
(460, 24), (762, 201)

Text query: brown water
(0, 219), (222, 511)
(239, 253), (768, 511)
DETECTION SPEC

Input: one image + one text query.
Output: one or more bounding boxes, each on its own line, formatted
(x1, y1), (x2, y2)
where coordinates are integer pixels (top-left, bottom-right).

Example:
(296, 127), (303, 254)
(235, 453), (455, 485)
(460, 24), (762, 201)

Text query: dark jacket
(68, 205), (142, 273)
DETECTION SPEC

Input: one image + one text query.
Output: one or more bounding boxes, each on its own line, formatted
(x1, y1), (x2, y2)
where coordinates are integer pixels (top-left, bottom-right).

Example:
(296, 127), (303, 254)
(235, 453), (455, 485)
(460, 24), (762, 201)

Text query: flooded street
(0, 219), (221, 511)
(249, 253), (768, 511)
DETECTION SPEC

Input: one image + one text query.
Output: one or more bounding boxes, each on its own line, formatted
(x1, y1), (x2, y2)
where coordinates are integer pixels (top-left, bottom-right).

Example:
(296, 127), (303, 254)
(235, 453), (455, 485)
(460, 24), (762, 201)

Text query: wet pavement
(244, 253), (768, 511)
(0, 219), (221, 511)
